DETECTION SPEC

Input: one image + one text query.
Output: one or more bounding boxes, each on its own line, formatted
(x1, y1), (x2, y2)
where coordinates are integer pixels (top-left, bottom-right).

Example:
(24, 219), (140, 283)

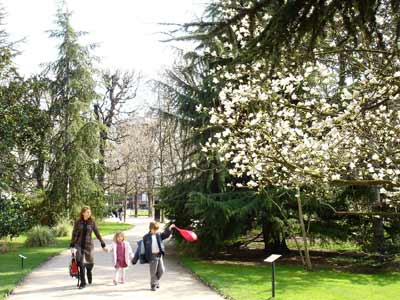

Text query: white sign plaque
(264, 254), (282, 263)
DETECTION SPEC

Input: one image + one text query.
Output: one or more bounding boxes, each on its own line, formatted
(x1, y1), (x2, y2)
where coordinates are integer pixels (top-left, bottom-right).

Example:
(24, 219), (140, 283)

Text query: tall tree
(106, 118), (154, 219)
(0, 4), (22, 194)
(161, 0), (400, 261)
(0, 6), (48, 196)
(94, 69), (141, 188)
(45, 5), (101, 222)
(201, 0), (400, 260)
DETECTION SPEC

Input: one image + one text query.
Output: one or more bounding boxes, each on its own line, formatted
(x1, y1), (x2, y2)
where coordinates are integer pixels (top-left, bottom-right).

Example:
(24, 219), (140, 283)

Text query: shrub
(52, 219), (72, 237)
(24, 190), (48, 225)
(25, 225), (55, 247)
(0, 195), (34, 239)
(0, 240), (11, 253)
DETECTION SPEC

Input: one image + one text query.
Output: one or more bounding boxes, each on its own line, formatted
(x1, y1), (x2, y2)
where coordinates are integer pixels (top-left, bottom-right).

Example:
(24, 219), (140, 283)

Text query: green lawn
(181, 257), (400, 300)
(96, 222), (133, 236)
(0, 221), (133, 300)
(286, 240), (360, 252)
(129, 209), (149, 217)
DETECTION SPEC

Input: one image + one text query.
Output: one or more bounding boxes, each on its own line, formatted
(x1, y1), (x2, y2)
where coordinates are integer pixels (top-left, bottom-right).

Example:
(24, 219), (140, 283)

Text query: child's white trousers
(114, 267), (126, 283)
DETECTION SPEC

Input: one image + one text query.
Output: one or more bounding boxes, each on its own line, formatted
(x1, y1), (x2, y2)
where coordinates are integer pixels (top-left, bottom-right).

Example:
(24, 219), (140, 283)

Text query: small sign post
(19, 254), (27, 269)
(264, 254), (282, 299)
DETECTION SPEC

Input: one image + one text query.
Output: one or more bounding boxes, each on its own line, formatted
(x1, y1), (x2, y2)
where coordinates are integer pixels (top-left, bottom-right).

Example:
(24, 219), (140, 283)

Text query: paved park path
(7, 217), (224, 300)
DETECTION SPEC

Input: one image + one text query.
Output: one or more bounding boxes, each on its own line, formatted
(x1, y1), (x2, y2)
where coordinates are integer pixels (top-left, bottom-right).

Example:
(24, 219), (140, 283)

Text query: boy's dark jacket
(132, 240), (146, 264)
(132, 228), (172, 265)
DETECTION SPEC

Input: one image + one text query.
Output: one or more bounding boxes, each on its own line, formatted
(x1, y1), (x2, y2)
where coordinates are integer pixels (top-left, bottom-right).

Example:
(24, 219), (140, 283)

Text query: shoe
(113, 280), (118, 285)
(151, 285), (156, 291)
(156, 284), (160, 289)
(79, 283), (86, 289)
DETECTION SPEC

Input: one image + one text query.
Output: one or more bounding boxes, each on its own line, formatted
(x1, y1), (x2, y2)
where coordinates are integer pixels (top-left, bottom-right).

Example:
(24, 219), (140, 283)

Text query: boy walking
(142, 221), (175, 291)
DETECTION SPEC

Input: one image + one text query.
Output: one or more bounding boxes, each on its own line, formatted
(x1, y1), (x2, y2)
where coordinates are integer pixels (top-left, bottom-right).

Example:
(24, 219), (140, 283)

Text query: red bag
(175, 227), (198, 242)
(69, 254), (79, 278)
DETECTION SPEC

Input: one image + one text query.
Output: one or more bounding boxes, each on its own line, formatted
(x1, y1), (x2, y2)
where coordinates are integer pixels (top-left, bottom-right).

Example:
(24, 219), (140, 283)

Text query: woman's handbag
(69, 252), (80, 286)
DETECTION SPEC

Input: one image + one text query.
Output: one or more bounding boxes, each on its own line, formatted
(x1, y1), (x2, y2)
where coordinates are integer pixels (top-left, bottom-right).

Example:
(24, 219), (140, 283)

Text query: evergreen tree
(0, 4), (23, 193)
(159, 9), (290, 254)
(0, 5), (48, 196)
(45, 5), (102, 223)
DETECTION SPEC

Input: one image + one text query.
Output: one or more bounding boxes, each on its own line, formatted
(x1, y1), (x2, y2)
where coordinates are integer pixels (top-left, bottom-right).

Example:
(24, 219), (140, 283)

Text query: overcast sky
(2, 0), (207, 108)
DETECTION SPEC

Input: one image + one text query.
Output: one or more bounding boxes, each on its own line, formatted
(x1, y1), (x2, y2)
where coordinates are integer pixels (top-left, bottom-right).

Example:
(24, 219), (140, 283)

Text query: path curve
(7, 217), (223, 300)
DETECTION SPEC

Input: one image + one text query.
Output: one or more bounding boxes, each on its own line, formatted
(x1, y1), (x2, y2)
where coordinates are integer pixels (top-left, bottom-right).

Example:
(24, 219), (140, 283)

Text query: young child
(106, 231), (133, 285)
(142, 221), (175, 291)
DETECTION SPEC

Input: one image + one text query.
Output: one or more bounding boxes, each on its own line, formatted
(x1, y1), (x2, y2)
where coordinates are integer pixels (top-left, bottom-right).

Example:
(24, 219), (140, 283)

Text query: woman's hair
(113, 231), (125, 242)
(79, 206), (94, 223)
(149, 221), (160, 231)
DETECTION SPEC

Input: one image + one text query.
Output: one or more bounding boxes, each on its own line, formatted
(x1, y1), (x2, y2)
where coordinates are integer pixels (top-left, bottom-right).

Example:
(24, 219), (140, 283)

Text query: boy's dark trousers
(149, 255), (165, 289)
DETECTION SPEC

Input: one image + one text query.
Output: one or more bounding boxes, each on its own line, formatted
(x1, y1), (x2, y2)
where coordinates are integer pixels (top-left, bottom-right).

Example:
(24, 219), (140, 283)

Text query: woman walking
(70, 206), (106, 289)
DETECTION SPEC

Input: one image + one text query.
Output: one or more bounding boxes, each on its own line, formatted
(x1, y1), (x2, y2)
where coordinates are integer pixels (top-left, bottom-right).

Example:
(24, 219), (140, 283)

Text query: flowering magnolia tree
(190, 0), (400, 264)
(199, 0), (400, 195)
(202, 63), (400, 190)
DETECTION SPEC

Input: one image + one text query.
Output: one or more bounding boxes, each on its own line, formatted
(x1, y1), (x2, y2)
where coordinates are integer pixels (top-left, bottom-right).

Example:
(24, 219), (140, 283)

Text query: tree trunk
(94, 104), (107, 189)
(338, 52), (346, 87)
(261, 219), (271, 254)
(262, 219), (290, 254)
(98, 129), (107, 188)
(161, 209), (165, 223)
(293, 235), (306, 265)
(296, 187), (312, 271)
(371, 186), (384, 253)
(148, 191), (153, 217)
(123, 185), (128, 223)
(146, 158), (154, 217)
(34, 151), (45, 189)
(134, 190), (138, 218)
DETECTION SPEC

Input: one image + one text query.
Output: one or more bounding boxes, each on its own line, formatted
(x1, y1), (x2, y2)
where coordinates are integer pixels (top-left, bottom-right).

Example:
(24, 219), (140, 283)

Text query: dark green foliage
(161, 177), (296, 254)
(0, 4), (51, 195)
(328, 186), (400, 253)
(0, 7), (50, 195)
(45, 5), (103, 223)
(178, 0), (399, 63)
(159, 180), (198, 227)
(0, 195), (33, 239)
(0, 78), (51, 193)
(186, 190), (264, 253)
(0, 3), (111, 230)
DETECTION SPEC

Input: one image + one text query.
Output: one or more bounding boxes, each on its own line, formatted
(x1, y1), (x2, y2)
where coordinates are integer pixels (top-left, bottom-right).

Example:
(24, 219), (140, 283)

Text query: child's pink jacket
(107, 241), (134, 268)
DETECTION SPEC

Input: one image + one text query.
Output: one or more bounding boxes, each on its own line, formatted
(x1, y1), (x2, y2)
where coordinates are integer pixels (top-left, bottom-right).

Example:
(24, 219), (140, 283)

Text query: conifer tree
(46, 4), (102, 222)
